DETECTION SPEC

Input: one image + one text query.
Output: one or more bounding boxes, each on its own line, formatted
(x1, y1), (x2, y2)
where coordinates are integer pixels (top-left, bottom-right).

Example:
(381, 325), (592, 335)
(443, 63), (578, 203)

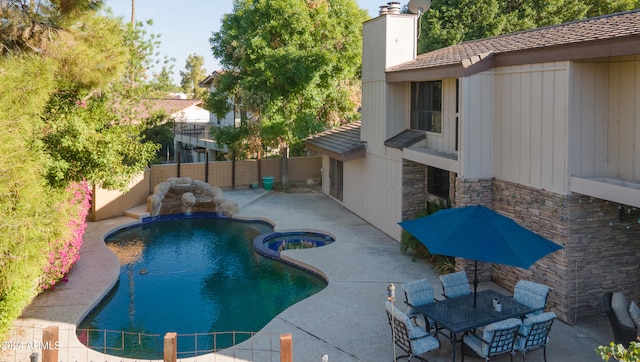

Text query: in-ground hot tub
(253, 231), (335, 259)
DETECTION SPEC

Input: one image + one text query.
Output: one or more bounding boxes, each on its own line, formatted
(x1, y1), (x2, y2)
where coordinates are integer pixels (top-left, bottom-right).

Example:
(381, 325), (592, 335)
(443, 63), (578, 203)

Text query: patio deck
(4, 190), (612, 361)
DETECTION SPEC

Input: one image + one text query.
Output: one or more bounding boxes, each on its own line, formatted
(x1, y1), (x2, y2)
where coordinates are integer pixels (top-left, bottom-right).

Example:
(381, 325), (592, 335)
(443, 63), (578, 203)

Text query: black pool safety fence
(1, 325), (294, 362)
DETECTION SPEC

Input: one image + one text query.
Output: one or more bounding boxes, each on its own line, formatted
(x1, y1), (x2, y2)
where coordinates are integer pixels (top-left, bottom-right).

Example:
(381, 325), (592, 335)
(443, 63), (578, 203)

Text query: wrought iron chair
(386, 301), (440, 362)
(439, 271), (471, 298)
(513, 280), (550, 316)
(514, 312), (556, 361)
(403, 279), (437, 331)
(461, 318), (521, 362)
(602, 291), (638, 345)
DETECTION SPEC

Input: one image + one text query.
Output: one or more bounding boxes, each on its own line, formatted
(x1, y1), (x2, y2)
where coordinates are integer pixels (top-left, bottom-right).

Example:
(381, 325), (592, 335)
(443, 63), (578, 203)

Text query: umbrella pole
(473, 260), (478, 308)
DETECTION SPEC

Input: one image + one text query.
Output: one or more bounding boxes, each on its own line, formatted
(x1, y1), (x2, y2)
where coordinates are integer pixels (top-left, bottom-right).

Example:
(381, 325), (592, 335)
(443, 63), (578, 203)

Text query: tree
(210, 0), (368, 187)
(151, 64), (179, 93)
(417, 0), (638, 54)
(180, 53), (208, 99)
(0, 1), (165, 339)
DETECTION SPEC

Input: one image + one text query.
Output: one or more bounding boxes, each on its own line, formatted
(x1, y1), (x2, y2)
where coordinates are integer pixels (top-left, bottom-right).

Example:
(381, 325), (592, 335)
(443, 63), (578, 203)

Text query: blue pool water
(77, 215), (327, 359)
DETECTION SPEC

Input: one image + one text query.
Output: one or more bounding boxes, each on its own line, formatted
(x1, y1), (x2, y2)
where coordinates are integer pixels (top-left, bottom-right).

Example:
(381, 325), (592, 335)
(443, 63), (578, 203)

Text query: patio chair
(513, 280), (550, 316)
(403, 279), (437, 330)
(386, 301), (440, 362)
(514, 311), (556, 361)
(461, 318), (521, 362)
(439, 271), (471, 298)
(602, 291), (638, 345)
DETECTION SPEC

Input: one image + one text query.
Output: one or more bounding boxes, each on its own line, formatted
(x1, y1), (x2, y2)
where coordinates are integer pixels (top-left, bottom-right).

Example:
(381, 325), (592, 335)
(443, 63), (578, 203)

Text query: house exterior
(305, 9), (640, 323)
(198, 71), (241, 128)
(138, 98), (217, 163)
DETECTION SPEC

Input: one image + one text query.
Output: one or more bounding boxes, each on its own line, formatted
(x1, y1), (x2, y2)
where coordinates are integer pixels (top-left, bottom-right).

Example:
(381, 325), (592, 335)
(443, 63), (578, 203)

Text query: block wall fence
(89, 156), (322, 221)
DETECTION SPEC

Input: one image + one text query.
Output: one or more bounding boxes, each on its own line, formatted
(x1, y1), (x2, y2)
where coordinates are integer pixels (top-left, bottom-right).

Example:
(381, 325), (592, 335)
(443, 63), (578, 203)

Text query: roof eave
(386, 57), (495, 82)
(304, 142), (366, 162)
(386, 35), (640, 82)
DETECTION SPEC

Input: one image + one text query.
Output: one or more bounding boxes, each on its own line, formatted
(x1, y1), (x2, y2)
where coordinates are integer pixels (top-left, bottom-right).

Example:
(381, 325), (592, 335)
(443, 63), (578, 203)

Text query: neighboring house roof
(384, 129), (426, 149)
(138, 99), (203, 119)
(198, 70), (225, 88)
(387, 9), (640, 81)
(304, 122), (366, 162)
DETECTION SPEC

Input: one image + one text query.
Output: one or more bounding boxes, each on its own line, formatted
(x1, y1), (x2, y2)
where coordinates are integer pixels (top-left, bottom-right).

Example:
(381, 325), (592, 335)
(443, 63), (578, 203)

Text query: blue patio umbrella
(398, 205), (563, 307)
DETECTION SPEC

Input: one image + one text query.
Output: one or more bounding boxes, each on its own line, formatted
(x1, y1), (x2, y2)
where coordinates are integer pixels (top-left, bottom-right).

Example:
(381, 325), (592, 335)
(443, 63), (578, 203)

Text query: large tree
(180, 53), (208, 99)
(0, 0), (162, 338)
(209, 0), (368, 187)
(418, 0), (639, 53)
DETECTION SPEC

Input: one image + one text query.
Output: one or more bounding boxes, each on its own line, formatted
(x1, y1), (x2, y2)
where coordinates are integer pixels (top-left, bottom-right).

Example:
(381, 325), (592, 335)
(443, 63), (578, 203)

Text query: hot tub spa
(253, 231), (335, 259)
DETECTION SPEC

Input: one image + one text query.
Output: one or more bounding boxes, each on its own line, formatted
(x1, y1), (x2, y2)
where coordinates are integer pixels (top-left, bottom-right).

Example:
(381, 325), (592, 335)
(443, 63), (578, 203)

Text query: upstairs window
(411, 81), (442, 133)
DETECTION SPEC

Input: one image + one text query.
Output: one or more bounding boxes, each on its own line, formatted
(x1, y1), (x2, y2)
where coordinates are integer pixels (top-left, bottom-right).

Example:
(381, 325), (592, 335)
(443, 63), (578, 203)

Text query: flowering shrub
(39, 181), (92, 290)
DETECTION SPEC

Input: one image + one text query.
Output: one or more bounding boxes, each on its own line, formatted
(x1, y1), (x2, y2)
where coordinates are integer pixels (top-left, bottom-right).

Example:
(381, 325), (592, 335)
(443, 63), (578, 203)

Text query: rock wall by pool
(147, 177), (238, 216)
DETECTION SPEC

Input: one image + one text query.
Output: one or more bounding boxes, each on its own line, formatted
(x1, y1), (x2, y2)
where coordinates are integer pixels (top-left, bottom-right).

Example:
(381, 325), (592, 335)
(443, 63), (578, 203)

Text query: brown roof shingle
(388, 9), (640, 74)
(304, 122), (365, 162)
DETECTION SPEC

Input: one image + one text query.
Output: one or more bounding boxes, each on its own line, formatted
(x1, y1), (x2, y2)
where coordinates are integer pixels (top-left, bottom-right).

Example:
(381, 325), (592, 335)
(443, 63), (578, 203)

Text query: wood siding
(493, 62), (569, 194)
(461, 73), (494, 178)
(570, 56), (640, 182)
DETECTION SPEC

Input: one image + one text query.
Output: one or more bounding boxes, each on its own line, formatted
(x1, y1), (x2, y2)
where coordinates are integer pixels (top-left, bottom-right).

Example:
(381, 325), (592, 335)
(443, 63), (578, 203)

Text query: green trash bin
(262, 176), (274, 190)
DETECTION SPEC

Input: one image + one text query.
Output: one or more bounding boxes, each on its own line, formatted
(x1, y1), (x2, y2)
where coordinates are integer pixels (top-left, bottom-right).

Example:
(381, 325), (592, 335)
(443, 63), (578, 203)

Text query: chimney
(387, 2), (401, 14)
(378, 5), (388, 16)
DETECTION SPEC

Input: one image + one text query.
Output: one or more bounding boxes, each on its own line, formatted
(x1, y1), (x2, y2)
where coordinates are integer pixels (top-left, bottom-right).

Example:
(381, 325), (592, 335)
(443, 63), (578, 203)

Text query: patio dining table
(413, 289), (535, 362)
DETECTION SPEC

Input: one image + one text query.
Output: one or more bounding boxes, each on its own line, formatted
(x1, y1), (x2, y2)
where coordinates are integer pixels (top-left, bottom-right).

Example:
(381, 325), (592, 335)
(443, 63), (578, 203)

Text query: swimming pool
(77, 214), (328, 359)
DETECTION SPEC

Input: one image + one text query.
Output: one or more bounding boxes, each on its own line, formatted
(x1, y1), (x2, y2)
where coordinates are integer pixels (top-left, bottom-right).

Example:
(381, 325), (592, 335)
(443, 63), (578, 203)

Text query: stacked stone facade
(452, 177), (494, 287)
(401, 160), (427, 220)
(403, 171), (640, 324)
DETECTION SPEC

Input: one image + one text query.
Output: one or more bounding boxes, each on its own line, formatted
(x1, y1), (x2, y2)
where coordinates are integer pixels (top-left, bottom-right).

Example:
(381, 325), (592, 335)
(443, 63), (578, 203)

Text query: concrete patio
(3, 189), (613, 362)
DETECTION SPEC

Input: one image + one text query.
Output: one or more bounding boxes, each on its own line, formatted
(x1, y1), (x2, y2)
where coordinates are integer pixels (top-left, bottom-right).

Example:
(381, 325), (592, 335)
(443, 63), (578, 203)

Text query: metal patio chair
(386, 301), (440, 362)
(403, 279), (437, 331)
(514, 312), (556, 361)
(461, 318), (522, 362)
(439, 271), (471, 299)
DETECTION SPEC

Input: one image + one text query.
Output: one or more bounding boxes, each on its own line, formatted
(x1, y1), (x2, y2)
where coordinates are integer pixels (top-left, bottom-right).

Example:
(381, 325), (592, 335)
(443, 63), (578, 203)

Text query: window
(411, 81), (442, 133)
(427, 166), (449, 199)
(329, 158), (343, 201)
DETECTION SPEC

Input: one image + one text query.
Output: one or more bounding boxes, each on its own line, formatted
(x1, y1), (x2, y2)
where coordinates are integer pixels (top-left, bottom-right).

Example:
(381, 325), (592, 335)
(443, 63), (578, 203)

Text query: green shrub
(597, 342), (640, 361)
(400, 199), (455, 274)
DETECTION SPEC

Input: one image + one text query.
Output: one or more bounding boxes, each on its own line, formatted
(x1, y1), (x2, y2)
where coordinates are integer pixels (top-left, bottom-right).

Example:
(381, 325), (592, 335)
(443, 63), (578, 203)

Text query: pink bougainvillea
(39, 181), (92, 291)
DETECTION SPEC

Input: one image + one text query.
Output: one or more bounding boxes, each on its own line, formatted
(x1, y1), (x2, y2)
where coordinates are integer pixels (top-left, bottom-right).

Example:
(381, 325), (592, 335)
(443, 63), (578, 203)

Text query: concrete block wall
(149, 156), (322, 191)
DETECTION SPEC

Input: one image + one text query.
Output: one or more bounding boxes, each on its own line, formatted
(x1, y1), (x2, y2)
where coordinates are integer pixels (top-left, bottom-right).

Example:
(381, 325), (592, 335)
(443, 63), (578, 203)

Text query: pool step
(124, 204), (150, 220)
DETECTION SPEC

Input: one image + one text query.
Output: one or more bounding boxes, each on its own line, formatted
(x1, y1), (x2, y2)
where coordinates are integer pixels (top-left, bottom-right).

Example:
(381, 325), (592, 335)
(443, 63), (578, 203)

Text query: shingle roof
(388, 9), (640, 73)
(304, 122), (366, 162)
(384, 129), (425, 149)
(138, 98), (203, 118)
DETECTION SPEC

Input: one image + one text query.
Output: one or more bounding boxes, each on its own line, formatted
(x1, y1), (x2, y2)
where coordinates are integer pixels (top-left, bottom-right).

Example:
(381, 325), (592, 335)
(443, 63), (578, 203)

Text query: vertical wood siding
(493, 62), (569, 194)
(571, 56), (640, 182)
(461, 73), (494, 178)
(608, 57), (640, 180)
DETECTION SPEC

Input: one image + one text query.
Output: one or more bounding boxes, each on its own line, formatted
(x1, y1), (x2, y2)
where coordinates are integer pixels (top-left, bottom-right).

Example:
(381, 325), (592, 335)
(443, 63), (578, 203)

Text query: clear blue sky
(104, 0), (385, 83)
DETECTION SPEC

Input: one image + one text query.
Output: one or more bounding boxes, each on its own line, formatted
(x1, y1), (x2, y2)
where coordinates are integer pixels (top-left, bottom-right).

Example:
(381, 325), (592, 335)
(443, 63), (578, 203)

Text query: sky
(104, 0), (386, 84)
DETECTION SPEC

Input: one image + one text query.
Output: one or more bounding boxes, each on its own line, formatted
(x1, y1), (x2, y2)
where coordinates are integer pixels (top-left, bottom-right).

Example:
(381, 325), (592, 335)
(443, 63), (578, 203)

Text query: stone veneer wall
(491, 180), (570, 321)
(492, 180), (640, 323)
(404, 172), (640, 324)
(453, 177), (494, 285)
(564, 194), (640, 322)
(401, 160), (427, 220)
